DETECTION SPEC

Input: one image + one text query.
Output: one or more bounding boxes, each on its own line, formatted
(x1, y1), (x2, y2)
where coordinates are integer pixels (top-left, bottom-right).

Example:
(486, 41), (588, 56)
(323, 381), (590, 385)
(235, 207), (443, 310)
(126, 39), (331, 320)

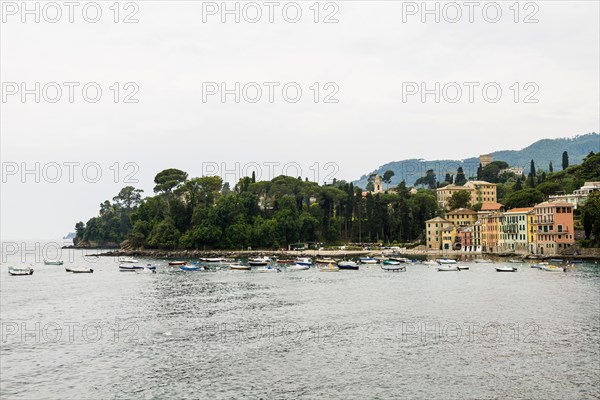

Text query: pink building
(534, 201), (575, 255)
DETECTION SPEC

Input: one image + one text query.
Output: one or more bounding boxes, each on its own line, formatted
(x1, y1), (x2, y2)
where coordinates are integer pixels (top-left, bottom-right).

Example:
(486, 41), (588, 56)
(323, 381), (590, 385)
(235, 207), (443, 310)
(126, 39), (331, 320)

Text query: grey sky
(1, 1), (599, 239)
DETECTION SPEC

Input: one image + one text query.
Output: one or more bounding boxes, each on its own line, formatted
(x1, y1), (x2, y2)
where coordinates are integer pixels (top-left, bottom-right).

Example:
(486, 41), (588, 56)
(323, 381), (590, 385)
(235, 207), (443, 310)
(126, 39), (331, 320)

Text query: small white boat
(359, 257), (378, 264)
(315, 258), (335, 264)
(248, 256), (271, 266)
(319, 263), (340, 272)
(436, 258), (457, 265)
(457, 265), (469, 270)
(542, 265), (565, 272)
(423, 260), (439, 267)
(255, 266), (281, 273)
(67, 266), (94, 273)
(287, 264), (310, 271)
(531, 262), (548, 269)
(381, 264), (406, 272)
(8, 266), (34, 276)
(437, 265), (459, 271)
(474, 259), (493, 264)
(508, 259), (523, 264)
(230, 264), (252, 271)
(295, 257), (313, 266)
(119, 257), (139, 263)
(199, 257), (224, 263)
(119, 264), (145, 271)
(496, 266), (517, 272)
(44, 260), (64, 265)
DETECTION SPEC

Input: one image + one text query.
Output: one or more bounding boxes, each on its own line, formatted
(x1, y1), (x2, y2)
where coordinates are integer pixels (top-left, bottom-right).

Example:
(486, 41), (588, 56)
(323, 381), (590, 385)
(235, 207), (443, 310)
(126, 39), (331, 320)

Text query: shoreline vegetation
(71, 151), (600, 256)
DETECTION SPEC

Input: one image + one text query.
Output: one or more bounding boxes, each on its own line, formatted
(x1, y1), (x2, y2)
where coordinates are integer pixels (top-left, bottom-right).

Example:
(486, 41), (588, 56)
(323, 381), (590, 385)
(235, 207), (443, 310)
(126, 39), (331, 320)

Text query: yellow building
(446, 208), (478, 227)
(436, 181), (497, 210)
(527, 209), (537, 254)
(441, 226), (458, 250)
(426, 217), (453, 250)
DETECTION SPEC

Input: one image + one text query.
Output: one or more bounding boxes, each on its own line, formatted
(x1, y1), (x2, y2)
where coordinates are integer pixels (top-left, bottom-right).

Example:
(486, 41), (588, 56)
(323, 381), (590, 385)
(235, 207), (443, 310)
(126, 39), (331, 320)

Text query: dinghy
(457, 265), (469, 270)
(44, 260), (63, 265)
(315, 258), (335, 264)
(474, 259), (492, 264)
(531, 262), (548, 269)
(180, 265), (203, 271)
(437, 265), (459, 271)
(67, 266), (94, 273)
(255, 265), (281, 273)
(383, 260), (401, 265)
(295, 257), (313, 266)
(230, 264), (252, 271)
(319, 263), (340, 272)
(436, 258), (457, 265)
(248, 256), (271, 266)
(119, 264), (145, 271)
(542, 265), (565, 272)
(381, 264), (406, 272)
(496, 266), (517, 272)
(8, 266), (33, 276)
(168, 261), (187, 266)
(199, 257), (224, 263)
(287, 264), (310, 271)
(337, 261), (359, 270)
(359, 257), (378, 264)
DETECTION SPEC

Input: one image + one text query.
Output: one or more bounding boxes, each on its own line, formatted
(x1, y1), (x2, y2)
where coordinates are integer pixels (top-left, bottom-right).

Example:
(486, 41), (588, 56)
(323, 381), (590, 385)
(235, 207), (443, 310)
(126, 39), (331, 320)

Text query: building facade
(548, 181), (600, 209)
(436, 180), (497, 209)
(425, 217), (453, 250)
(533, 201), (575, 255)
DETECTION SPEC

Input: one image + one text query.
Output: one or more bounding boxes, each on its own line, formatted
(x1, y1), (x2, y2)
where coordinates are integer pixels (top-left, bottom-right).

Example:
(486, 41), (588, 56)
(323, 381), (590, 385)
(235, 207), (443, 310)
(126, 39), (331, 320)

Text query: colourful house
(533, 201), (575, 255)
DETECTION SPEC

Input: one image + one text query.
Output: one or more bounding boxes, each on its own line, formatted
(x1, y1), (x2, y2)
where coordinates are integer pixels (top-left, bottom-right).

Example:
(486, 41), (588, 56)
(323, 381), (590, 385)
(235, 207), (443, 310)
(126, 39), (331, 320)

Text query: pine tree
(444, 173), (452, 183)
(514, 178), (523, 191)
(562, 151), (569, 170)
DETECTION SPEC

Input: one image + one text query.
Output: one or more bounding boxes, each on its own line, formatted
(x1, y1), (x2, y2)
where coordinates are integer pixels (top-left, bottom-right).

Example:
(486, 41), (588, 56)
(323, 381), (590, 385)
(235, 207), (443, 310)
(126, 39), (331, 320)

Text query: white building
(548, 181), (600, 209)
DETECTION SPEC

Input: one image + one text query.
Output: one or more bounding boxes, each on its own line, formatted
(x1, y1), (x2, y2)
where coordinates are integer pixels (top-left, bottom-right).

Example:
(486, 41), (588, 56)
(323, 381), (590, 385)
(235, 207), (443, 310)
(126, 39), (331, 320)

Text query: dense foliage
(75, 174), (440, 249)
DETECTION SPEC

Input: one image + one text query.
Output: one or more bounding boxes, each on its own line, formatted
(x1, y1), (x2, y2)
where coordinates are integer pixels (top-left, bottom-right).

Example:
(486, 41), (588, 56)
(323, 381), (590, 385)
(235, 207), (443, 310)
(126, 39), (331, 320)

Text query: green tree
(415, 169), (437, 189)
(548, 162), (553, 173)
(454, 167), (467, 186)
(447, 190), (471, 210)
(112, 186), (144, 210)
(514, 178), (523, 191)
(562, 151), (569, 170)
(503, 189), (544, 208)
(147, 217), (181, 249)
(582, 192), (600, 242)
(382, 170), (395, 189)
(153, 168), (188, 195)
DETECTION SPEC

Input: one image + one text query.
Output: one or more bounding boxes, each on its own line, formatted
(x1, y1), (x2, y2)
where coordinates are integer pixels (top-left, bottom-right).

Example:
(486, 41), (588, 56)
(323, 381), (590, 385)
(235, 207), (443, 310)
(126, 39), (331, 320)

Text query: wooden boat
(295, 257), (313, 266)
(8, 266), (33, 276)
(119, 264), (145, 271)
(67, 266), (94, 273)
(119, 257), (139, 263)
(255, 266), (281, 273)
(319, 263), (340, 272)
(180, 265), (203, 271)
(168, 261), (188, 266)
(436, 258), (457, 265)
(381, 264), (406, 272)
(287, 264), (310, 271)
(542, 265), (565, 272)
(496, 266), (517, 272)
(276, 259), (296, 264)
(315, 258), (335, 264)
(437, 265), (459, 271)
(44, 260), (63, 265)
(199, 257), (224, 263)
(337, 261), (359, 270)
(230, 264), (252, 271)
(359, 257), (378, 264)
(248, 256), (271, 266)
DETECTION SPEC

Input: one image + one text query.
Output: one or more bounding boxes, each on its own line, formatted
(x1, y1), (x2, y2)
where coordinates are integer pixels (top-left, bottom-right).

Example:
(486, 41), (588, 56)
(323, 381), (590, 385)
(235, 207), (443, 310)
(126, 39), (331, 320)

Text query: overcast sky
(1, 1), (599, 239)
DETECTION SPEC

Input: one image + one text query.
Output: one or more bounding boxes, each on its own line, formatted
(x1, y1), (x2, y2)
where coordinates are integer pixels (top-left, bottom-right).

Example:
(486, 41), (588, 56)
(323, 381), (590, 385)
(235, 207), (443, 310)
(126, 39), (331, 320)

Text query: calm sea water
(1, 242), (599, 399)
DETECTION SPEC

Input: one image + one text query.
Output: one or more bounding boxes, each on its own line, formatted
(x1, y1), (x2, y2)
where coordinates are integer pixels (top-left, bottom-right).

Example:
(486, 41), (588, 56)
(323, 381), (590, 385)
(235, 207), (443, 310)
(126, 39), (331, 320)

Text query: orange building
(533, 201), (575, 255)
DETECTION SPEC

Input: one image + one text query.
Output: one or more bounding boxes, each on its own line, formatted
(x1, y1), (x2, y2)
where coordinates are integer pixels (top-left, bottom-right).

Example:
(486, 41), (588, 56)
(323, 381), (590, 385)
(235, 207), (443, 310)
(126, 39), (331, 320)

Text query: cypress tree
(548, 162), (553, 173)
(562, 151), (569, 170)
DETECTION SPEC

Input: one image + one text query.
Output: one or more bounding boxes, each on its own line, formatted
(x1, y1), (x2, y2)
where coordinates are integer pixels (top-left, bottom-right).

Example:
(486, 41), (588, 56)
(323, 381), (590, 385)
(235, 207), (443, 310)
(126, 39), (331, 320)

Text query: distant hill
(63, 232), (76, 240)
(353, 133), (599, 188)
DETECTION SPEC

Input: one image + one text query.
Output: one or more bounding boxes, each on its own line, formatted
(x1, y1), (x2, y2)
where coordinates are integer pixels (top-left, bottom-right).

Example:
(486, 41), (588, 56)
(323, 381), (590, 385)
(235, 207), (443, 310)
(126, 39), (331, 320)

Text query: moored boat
(549, 259), (564, 263)
(359, 257), (378, 264)
(381, 264), (406, 272)
(423, 260), (439, 267)
(8, 266), (34, 276)
(199, 257), (224, 263)
(474, 259), (492, 264)
(496, 266), (517, 272)
(337, 261), (359, 270)
(67, 266), (94, 273)
(457, 265), (469, 270)
(255, 265), (281, 273)
(119, 264), (145, 271)
(180, 265), (203, 271)
(531, 262), (548, 269)
(248, 256), (271, 266)
(437, 265), (459, 271)
(295, 257), (313, 266)
(168, 261), (187, 266)
(542, 265), (565, 272)
(287, 264), (310, 271)
(319, 263), (340, 272)
(508, 259), (523, 264)
(44, 260), (64, 265)
(389, 257), (411, 263)
(230, 264), (252, 271)
(436, 258), (457, 265)
(383, 260), (401, 265)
